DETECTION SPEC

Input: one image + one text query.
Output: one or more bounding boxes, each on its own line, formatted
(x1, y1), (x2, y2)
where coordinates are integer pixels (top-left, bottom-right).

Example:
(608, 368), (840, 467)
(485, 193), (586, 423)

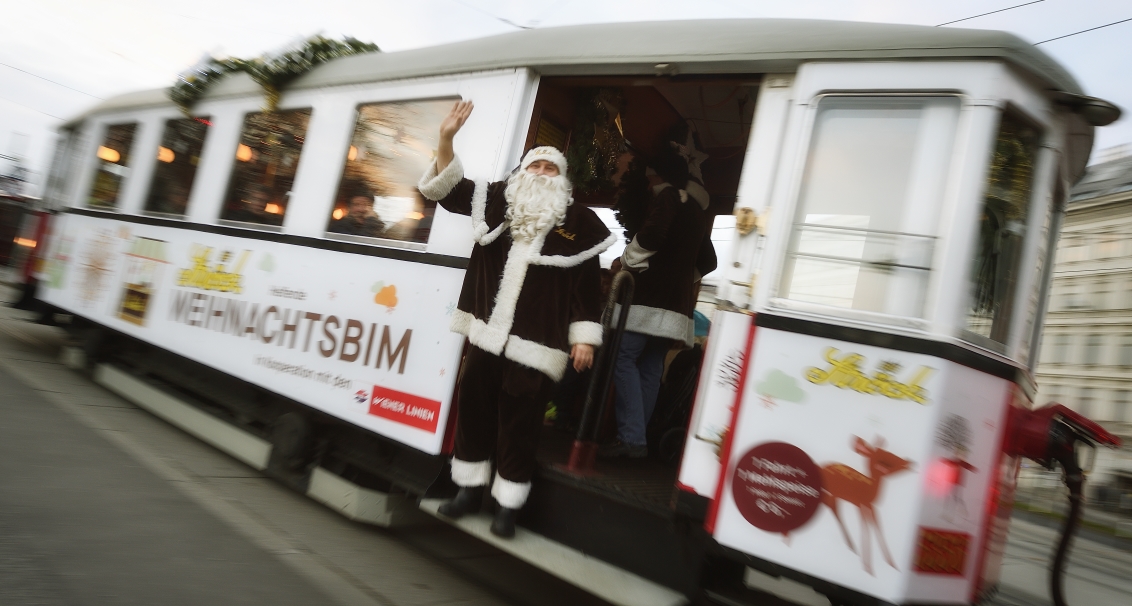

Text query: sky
(1, 0), (1129, 193)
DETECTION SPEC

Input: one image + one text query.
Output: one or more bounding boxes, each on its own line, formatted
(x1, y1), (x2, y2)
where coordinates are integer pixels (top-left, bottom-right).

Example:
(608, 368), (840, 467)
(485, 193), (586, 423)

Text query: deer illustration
(821, 436), (914, 576)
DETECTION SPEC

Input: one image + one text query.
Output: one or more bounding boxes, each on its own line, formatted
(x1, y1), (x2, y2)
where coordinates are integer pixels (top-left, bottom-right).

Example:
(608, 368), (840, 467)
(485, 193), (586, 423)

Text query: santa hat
(520, 146), (568, 175)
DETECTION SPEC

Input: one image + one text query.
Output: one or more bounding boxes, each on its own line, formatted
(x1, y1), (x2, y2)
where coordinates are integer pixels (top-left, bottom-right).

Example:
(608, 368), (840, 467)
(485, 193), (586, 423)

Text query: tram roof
(68, 19), (1087, 125)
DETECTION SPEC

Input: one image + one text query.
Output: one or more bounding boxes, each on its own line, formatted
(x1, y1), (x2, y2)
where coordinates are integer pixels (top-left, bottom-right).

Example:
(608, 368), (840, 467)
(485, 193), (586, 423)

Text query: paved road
(0, 292), (607, 606)
(3, 285), (1131, 606)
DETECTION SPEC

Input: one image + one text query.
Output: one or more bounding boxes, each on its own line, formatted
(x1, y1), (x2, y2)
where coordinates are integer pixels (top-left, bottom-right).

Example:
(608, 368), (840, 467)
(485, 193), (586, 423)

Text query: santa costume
(418, 146), (614, 535)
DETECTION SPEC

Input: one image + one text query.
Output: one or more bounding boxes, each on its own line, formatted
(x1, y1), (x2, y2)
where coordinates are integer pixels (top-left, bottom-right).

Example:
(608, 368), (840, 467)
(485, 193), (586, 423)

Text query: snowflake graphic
(445, 302), (456, 316)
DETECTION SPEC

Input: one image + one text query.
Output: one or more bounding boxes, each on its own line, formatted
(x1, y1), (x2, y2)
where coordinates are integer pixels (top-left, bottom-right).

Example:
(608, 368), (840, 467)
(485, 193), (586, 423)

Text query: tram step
(419, 498), (688, 606)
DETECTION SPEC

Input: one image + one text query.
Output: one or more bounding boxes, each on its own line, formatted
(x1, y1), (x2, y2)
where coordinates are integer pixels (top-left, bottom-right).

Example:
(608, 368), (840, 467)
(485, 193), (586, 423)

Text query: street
(2, 287), (1131, 606)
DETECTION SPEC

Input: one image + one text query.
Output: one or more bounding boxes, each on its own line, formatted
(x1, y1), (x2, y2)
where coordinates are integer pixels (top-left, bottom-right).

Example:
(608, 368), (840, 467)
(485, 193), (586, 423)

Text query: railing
(566, 270), (634, 474)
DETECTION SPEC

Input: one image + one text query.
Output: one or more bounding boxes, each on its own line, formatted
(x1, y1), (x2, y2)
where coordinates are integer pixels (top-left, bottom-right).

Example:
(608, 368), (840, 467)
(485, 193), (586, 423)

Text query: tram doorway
(523, 76), (759, 512)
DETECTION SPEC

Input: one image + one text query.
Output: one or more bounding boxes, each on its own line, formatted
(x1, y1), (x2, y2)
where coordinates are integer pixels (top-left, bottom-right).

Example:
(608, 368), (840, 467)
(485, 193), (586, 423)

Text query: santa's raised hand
(436, 101), (473, 173)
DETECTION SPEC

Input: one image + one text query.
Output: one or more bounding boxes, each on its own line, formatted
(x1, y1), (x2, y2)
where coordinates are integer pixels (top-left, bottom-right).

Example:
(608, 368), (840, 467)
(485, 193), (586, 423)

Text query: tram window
(87, 122), (137, 210)
(143, 116), (210, 216)
(220, 108), (312, 227)
(779, 97), (960, 318)
(966, 110), (1041, 344)
(327, 99), (454, 243)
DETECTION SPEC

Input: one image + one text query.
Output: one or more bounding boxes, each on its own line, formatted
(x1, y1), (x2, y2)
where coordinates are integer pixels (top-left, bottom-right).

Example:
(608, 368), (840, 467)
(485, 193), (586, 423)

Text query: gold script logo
(804, 348), (933, 405)
(176, 246), (250, 294)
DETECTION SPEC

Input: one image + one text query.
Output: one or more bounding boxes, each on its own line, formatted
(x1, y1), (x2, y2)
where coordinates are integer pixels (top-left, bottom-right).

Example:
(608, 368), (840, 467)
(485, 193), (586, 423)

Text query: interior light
(347, 145), (358, 161)
(236, 144), (254, 162)
(264, 203), (282, 214)
(157, 146), (175, 163)
(97, 146), (120, 163)
(13, 237), (36, 248)
(405, 211), (424, 220)
(332, 208), (346, 220)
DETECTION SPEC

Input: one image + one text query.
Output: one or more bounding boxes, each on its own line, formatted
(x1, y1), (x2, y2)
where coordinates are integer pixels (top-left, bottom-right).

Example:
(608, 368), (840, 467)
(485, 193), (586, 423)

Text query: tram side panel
(706, 324), (1012, 605)
(36, 212), (465, 455)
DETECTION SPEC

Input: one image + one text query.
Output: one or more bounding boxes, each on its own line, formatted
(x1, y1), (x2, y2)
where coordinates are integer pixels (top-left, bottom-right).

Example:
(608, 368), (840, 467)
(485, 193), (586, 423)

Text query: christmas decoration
(565, 88), (624, 194)
(170, 36), (379, 115)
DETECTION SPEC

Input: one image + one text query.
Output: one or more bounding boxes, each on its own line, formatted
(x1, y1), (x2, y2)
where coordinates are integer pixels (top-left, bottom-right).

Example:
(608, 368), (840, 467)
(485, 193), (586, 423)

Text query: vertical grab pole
(566, 270), (634, 473)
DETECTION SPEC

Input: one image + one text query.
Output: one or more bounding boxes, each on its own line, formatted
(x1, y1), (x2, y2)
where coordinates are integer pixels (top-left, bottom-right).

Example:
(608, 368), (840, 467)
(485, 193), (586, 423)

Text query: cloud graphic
(258, 253), (275, 272)
(756, 369), (806, 403)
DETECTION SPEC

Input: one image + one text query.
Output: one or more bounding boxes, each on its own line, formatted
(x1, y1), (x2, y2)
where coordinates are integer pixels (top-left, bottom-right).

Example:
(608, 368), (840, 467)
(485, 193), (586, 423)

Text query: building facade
(1035, 149), (1132, 481)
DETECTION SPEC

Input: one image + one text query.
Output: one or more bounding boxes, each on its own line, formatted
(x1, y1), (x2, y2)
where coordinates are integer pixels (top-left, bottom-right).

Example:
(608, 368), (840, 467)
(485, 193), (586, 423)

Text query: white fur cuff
(450, 309), (473, 335)
(451, 458), (492, 487)
(504, 334), (569, 382)
(418, 155), (464, 201)
(568, 321), (603, 347)
(621, 236), (654, 271)
(469, 319), (508, 355)
(491, 472), (531, 509)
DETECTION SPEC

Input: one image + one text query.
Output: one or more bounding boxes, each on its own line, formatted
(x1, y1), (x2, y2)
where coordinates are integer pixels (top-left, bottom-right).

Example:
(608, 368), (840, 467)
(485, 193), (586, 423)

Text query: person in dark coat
(329, 186), (385, 237)
(601, 127), (717, 459)
(418, 101), (614, 537)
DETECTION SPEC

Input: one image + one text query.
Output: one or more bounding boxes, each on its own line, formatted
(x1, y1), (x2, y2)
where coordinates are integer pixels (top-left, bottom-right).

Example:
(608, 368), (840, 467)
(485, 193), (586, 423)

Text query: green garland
(170, 36), (379, 115)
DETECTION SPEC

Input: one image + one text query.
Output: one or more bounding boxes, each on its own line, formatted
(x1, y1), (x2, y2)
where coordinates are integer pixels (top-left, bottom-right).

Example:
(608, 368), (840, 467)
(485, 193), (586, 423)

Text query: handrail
(566, 270), (634, 474)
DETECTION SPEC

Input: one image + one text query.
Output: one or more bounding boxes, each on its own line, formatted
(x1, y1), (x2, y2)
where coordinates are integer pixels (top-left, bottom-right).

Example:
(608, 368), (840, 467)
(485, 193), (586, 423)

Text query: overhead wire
(0, 95), (64, 120)
(0, 61), (103, 99)
(1035, 17), (1132, 44)
(936, 1), (1046, 27)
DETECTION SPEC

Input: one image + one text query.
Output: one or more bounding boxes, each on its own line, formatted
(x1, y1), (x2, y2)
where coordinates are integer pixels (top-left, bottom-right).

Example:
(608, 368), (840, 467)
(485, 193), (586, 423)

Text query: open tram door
(683, 62), (1121, 605)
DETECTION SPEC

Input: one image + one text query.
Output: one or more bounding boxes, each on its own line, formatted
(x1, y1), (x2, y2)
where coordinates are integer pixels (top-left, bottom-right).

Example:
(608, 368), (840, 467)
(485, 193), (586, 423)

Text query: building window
(1049, 333), (1072, 364)
(1114, 390), (1131, 423)
(220, 108), (312, 227)
(1119, 338), (1132, 366)
(88, 122), (138, 210)
(1078, 387), (1094, 418)
(779, 96), (960, 318)
(326, 98), (455, 244)
(1083, 334), (1104, 365)
(144, 116), (211, 216)
(966, 110), (1042, 343)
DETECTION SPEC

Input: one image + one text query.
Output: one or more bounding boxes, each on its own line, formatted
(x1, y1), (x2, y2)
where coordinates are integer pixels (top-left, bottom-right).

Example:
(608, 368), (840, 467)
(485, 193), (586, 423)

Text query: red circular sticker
(731, 442), (823, 534)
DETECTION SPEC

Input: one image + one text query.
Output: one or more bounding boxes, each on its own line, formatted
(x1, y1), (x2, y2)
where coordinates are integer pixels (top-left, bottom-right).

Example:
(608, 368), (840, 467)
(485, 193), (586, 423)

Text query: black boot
(437, 486), (483, 519)
(490, 506), (518, 538)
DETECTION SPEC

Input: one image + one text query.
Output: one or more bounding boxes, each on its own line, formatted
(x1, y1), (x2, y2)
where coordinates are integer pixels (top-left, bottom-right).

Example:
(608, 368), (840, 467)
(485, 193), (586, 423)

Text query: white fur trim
(685, 180), (709, 210)
(470, 180), (507, 246)
(621, 236), (655, 271)
(491, 472), (532, 509)
(469, 318), (509, 355)
(451, 458), (492, 487)
(504, 334), (569, 382)
(568, 321), (603, 347)
(418, 155), (464, 201)
(520, 146), (567, 175)
(530, 232), (617, 268)
(623, 304), (695, 348)
(450, 309), (473, 335)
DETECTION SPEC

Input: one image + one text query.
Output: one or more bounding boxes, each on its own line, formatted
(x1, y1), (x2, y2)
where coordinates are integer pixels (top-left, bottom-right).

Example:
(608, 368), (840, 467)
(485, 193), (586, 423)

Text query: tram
(17, 19), (1124, 606)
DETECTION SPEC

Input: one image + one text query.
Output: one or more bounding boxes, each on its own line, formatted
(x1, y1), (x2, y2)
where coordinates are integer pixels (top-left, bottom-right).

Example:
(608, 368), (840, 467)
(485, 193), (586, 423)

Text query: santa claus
(418, 101), (615, 537)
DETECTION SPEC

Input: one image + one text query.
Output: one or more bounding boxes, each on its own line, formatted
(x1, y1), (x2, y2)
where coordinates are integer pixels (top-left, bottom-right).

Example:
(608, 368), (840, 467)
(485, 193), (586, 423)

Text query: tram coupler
(1004, 403), (1121, 606)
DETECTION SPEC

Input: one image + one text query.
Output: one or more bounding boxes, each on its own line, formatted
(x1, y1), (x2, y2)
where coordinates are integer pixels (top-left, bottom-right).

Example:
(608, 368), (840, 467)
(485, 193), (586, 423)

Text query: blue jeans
(612, 331), (669, 447)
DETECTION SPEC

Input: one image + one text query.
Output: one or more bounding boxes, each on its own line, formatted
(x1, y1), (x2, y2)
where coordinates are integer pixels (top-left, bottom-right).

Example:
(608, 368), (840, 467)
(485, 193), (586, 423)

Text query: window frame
(768, 91), (967, 331)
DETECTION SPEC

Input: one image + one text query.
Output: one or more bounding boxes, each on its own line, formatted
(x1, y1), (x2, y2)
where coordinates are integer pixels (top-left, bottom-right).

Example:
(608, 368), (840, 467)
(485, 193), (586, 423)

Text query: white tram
(22, 19), (1122, 606)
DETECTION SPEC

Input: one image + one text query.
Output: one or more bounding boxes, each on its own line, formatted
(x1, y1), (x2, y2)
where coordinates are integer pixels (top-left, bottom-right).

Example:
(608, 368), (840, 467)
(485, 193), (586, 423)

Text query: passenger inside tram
(327, 185), (385, 238)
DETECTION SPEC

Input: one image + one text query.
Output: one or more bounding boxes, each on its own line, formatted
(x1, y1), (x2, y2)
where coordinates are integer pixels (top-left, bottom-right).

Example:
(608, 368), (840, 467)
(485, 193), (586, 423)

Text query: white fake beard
(504, 171), (572, 242)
